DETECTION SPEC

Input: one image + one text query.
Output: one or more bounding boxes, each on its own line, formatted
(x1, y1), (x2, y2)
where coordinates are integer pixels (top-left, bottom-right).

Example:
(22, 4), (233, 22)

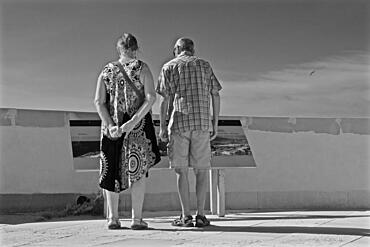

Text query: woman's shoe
(131, 218), (148, 230)
(107, 217), (121, 229)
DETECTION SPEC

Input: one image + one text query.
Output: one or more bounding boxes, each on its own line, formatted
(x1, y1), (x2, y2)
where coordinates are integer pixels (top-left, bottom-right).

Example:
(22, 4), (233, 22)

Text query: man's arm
(156, 66), (172, 142)
(158, 94), (169, 142)
(208, 64), (222, 141)
(210, 91), (220, 141)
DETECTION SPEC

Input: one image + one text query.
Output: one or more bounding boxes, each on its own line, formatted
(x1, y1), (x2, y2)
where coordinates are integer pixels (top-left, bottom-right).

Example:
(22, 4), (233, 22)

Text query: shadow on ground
(156, 225), (370, 236)
(211, 214), (370, 222)
(1, 210), (369, 228)
(0, 214), (103, 225)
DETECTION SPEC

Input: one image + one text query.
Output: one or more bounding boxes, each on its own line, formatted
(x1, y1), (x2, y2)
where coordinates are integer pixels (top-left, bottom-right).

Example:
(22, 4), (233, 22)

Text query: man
(156, 37), (222, 227)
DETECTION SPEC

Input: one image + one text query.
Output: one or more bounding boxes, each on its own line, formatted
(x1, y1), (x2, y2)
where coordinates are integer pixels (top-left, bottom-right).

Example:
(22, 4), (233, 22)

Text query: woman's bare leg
(130, 176), (147, 220)
(104, 189), (119, 219)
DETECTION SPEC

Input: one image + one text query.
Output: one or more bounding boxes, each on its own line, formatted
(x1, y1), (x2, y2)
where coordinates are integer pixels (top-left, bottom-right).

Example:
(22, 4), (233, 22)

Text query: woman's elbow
(94, 98), (105, 109)
(146, 93), (156, 105)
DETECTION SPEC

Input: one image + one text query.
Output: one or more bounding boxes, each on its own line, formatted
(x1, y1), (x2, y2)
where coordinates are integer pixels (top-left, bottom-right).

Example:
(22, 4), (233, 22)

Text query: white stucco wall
(0, 109), (99, 194)
(0, 108), (369, 211)
(224, 128), (369, 209)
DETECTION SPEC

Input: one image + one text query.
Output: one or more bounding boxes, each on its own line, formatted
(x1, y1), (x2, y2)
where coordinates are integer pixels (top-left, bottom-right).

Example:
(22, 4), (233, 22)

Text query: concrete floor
(1, 210), (369, 247)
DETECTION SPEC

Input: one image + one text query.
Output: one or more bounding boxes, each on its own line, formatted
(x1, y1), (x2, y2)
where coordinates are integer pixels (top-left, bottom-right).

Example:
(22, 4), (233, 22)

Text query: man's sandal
(171, 215), (194, 227)
(195, 214), (210, 227)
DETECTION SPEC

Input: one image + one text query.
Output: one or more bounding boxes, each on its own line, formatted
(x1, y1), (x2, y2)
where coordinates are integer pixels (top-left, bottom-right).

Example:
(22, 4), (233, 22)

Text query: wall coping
(1, 108), (369, 135)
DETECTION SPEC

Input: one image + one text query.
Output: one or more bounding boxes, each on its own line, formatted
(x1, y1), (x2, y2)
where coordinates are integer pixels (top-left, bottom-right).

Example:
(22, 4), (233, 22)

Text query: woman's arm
(120, 63), (156, 133)
(94, 72), (115, 128)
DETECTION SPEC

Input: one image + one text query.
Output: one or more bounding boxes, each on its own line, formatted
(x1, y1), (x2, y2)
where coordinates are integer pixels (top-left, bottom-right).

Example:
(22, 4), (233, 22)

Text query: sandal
(107, 217), (121, 230)
(171, 215), (194, 227)
(195, 214), (210, 227)
(131, 218), (148, 230)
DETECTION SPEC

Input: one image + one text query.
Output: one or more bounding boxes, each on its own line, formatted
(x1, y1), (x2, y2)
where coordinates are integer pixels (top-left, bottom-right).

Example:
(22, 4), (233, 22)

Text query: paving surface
(1, 210), (369, 247)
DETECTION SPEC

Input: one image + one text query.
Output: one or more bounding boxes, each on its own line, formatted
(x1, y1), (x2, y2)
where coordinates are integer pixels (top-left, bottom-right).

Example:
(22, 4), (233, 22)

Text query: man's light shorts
(168, 130), (211, 170)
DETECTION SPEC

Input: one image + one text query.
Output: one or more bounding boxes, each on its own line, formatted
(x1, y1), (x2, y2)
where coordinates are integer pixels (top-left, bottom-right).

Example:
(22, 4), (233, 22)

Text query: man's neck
(177, 51), (193, 57)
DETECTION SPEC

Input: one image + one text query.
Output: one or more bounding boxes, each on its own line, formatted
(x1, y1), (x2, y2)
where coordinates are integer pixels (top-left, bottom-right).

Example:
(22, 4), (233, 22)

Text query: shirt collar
(178, 51), (193, 57)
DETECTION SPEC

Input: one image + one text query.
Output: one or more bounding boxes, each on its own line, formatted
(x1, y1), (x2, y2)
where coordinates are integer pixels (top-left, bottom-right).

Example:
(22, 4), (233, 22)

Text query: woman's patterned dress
(99, 59), (160, 192)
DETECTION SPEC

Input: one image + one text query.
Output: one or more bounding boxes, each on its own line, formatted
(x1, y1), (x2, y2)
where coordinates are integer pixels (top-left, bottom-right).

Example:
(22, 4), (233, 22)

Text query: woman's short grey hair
(116, 33), (138, 53)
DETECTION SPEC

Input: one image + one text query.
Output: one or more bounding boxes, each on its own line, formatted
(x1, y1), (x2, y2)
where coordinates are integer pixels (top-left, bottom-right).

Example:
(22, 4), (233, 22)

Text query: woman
(94, 33), (160, 230)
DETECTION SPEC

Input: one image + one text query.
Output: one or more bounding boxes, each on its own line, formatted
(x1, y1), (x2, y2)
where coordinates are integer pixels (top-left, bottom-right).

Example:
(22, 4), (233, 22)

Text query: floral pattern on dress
(98, 59), (160, 192)
(119, 118), (157, 189)
(99, 151), (109, 184)
(101, 60), (144, 130)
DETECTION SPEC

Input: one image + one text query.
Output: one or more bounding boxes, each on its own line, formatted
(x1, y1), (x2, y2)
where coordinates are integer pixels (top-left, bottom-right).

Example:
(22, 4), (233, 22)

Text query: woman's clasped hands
(108, 125), (122, 139)
(108, 121), (136, 139)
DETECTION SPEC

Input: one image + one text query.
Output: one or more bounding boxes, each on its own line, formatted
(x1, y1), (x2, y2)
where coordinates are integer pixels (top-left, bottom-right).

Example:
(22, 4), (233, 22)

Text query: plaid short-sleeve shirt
(156, 54), (222, 133)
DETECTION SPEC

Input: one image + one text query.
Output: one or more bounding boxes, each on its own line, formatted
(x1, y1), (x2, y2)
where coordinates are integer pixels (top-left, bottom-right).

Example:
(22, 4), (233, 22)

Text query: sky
(0, 0), (369, 117)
